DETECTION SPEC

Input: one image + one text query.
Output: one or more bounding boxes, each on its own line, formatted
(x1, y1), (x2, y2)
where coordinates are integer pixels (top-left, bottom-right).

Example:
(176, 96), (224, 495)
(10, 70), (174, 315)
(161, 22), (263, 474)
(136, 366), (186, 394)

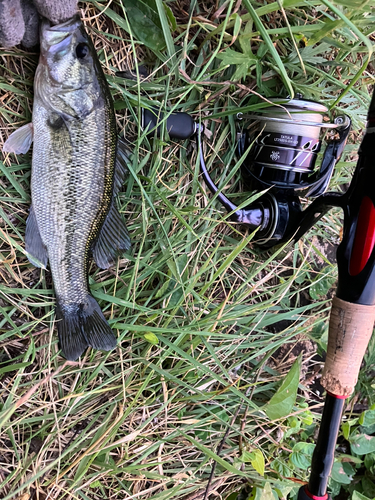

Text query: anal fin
(25, 206), (48, 269)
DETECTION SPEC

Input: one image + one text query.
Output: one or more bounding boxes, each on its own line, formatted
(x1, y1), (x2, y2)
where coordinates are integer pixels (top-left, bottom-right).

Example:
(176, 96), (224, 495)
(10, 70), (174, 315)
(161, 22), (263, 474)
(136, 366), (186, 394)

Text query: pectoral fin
(25, 206), (48, 269)
(3, 123), (33, 154)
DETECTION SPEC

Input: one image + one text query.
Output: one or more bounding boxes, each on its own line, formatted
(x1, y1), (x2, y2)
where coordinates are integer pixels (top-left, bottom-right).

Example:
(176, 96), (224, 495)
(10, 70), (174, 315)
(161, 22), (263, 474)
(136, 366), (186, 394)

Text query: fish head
(38, 15), (102, 119)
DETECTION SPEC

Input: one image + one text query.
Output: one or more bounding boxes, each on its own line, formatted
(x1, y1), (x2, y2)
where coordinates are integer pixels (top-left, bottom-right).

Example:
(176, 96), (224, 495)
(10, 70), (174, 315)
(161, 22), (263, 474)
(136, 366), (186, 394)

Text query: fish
(3, 15), (131, 361)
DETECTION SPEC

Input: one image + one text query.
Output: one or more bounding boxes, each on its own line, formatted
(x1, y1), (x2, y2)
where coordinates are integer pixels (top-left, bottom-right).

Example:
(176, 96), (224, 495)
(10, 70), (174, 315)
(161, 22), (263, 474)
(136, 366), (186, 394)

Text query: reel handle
(142, 108), (274, 233)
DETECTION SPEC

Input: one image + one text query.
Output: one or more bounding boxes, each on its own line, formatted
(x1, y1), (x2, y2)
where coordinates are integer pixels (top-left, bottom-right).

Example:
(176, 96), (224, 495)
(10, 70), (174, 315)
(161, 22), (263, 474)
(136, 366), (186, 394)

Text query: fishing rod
(142, 90), (375, 498)
(295, 91), (375, 499)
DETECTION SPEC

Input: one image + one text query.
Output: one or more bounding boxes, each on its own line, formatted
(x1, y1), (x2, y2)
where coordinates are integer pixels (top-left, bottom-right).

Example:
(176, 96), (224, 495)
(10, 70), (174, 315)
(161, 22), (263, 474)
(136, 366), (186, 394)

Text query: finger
(0, 0), (25, 48)
(32, 0), (78, 25)
(21, 0), (39, 47)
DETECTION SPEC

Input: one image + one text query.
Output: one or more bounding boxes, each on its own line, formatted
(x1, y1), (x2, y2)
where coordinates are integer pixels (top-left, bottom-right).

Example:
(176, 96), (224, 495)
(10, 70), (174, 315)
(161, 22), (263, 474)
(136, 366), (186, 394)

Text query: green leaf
(309, 267), (336, 300)
(225, 493), (239, 500)
(364, 453), (375, 470)
(288, 43), (332, 65)
(216, 48), (257, 67)
(163, 3), (177, 31)
(93, 453), (116, 468)
(350, 434), (375, 455)
(111, 0), (167, 51)
(259, 482), (276, 500)
(352, 492), (372, 500)
(239, 20), (254, 57)
(167, 254), (188, 281)
(240, 449), (265, 476)
(273, 482), (294, 499)
(251, 450), (265, 476)
(306, 19), (345, 47)
(329, 479), (342, 498)
(264, 356), (301, 420)
(0, 361), (32, 374)
(359, 409), (375, 427)
(337, 454), (362, 465)
(342, 421), (351, 440)
(233, 13), (242, 41)
(362, 476), (375, 499)
(218, 0), (310, 85)
(271, 459), (293, 477)
(299, 410), (313, 426)
(290, 442), (315, 470)
(233, 63), (251, 81)
(330, 461), (354, 485)
(144, 332), (159, 345)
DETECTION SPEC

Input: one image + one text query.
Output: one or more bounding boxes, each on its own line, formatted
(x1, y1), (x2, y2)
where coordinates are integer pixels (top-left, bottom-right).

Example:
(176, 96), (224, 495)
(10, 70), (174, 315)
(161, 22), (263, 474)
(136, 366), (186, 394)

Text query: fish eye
(76, 43), (89, 59)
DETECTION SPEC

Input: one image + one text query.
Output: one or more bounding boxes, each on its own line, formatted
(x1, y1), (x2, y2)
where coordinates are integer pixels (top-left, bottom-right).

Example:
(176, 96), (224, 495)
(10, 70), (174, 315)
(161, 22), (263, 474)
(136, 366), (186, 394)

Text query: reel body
(235, 97), (351, 247)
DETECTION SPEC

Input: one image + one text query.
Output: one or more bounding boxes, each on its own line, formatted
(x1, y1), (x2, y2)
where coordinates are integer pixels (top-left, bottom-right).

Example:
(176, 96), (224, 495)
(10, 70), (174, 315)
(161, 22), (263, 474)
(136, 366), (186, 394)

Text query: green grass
(0, 1), (375, 499)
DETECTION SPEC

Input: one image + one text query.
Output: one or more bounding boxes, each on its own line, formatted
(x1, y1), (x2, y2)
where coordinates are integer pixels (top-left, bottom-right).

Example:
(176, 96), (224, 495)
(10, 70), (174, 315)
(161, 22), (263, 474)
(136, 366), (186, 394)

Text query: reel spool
(237, 96), (350, 198)
(142, 95), (351, 248)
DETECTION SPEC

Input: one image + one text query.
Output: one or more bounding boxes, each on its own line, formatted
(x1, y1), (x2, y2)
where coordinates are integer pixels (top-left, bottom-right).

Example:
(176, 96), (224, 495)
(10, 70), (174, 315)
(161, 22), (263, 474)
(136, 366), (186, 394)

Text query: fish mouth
(40, 14), (81, 55)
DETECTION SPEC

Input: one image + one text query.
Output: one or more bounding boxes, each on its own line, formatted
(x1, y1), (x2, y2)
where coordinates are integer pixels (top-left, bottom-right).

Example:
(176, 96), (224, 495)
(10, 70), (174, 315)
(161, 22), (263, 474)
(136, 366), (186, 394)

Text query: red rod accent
(349, 196), (375, 276)
(327, 391), (349, 400)
(305, 486), (328, 500)
(304, 487), (328, 500)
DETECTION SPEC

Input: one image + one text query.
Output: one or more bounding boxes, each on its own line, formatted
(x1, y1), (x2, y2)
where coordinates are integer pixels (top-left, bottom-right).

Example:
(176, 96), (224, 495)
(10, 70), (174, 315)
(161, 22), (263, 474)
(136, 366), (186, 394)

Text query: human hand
(0, 0), (78, 48)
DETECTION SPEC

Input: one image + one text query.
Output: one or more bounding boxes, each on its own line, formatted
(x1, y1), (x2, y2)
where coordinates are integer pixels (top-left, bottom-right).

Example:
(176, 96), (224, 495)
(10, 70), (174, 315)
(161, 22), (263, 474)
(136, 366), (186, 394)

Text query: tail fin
(56, 295), (117, 361)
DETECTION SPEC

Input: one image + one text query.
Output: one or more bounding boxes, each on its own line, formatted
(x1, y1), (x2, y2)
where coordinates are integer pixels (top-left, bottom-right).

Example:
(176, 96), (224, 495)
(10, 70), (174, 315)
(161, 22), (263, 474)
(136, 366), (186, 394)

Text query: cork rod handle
(320, 296), (375, 397)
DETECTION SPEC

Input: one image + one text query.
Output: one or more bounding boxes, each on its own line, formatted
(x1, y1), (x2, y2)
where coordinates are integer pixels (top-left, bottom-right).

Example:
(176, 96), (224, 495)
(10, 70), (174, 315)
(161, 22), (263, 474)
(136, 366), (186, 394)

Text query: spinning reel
(142, 95), (351, 249)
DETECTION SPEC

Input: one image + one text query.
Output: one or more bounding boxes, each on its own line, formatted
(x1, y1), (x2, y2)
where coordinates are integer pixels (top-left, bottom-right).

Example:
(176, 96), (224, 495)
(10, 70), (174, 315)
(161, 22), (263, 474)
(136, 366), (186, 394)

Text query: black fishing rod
(142, 90), (375, 499)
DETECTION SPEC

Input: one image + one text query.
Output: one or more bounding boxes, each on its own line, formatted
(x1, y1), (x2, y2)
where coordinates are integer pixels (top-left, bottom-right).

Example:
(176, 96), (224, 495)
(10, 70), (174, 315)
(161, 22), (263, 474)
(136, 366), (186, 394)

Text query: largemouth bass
(3, 15), (130, 360)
